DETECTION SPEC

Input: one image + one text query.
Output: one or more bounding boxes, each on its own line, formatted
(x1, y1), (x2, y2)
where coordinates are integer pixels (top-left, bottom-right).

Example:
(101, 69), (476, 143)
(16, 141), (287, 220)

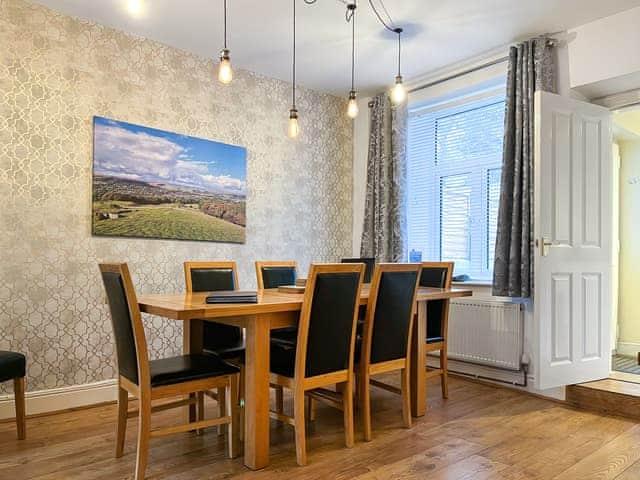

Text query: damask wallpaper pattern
(0, 0), (353, 393)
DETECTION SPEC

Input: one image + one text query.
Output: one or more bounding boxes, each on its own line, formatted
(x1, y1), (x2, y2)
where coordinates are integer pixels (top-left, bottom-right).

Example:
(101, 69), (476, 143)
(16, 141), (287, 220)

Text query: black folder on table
(206, 290), (258, 304)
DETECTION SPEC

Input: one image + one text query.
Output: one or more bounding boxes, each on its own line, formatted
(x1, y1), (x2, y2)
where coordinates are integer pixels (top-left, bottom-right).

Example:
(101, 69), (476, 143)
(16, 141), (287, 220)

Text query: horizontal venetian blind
(407, 94), (505, 280)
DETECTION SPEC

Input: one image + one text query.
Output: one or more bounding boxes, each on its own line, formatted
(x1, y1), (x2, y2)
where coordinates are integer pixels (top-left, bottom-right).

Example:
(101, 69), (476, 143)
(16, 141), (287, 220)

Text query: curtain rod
(368, 55), (509, 107)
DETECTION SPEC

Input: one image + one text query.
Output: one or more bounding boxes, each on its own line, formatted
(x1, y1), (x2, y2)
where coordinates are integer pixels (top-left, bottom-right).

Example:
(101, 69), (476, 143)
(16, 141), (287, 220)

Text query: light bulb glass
(287, 116), (300, 139)
(391, 78), (407, 104)
(218, 57), (233, 84)
(126, 0), (143, 16)
(347, 97), (359, 119)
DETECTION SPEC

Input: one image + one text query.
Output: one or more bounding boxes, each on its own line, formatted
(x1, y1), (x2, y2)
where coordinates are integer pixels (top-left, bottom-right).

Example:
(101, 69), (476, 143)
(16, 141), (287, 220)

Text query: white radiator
(445, 298), (524, 371)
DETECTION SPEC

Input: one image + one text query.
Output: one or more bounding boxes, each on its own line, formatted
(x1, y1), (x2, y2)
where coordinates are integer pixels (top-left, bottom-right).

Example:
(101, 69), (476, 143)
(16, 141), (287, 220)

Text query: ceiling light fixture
(288, 0), (300, 139)
(367, 0), (407, 104)
(126, 0), (143, 17)
(217, 0), (233, 85)
(390, 27), (406, 104)
(346, 3), (359, 119)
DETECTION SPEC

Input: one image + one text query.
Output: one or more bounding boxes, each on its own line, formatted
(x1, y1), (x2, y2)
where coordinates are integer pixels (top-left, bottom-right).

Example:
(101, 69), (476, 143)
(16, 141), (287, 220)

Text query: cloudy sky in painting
(93, 116), (246, 196)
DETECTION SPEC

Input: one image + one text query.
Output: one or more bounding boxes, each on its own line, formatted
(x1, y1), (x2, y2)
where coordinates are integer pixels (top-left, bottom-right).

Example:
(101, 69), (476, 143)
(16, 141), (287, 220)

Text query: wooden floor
(2, 376), (640, 479)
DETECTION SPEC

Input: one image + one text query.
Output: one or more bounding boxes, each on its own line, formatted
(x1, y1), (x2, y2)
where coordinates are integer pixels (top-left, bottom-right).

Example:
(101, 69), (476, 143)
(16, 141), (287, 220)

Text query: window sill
(452, 280), (493, 287)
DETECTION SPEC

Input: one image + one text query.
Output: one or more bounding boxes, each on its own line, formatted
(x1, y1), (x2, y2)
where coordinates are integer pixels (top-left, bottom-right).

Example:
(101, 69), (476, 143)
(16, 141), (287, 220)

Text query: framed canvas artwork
(92, 116), (247, 243)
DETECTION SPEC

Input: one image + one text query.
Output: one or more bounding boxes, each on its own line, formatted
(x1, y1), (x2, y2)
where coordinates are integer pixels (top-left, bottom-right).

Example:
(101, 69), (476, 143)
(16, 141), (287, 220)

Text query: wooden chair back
(184, 261), (239, 293)
(99, 263), (150, 389)
(420, 262), (454, 342)
(184, 261), (242, 352)
(341, 257), (375, 283)
(419, 261), (454, 288)
(360, 263), (422, 365)
(255, 261), (298, 289)
(295, 263), (364, 381)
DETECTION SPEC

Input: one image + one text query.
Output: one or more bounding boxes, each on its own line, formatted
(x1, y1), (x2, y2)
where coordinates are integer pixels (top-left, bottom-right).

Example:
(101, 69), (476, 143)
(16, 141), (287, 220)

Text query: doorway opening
(612, 105), (640, 376)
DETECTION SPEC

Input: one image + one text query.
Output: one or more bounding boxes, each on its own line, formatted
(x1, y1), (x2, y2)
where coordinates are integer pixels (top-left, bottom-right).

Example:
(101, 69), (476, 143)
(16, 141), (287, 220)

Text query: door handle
(536, 237), (554, 257)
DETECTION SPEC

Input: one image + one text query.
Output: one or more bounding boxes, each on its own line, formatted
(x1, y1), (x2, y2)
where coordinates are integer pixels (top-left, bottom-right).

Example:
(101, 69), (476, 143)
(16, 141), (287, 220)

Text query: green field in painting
(92, 206), (245, 243)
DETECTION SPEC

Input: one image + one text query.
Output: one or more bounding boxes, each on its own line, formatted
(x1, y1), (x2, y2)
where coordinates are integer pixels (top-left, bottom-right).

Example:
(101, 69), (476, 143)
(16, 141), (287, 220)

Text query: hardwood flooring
(1, 376), (640, 479)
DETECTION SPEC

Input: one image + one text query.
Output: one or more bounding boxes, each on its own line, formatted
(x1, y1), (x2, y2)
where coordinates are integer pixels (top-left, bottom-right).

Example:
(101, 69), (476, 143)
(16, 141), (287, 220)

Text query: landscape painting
(92, 116), (246, 243)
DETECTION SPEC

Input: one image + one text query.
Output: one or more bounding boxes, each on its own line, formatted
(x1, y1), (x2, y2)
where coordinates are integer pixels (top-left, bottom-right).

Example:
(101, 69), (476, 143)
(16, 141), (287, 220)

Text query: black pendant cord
(367, 0), (402, 77)
(223, 0), (228, 49)
(367, 0), (396, 33)
(349, 4), (355, 92)
(292, 0), (296, 109)
(397, 28), (401, 76)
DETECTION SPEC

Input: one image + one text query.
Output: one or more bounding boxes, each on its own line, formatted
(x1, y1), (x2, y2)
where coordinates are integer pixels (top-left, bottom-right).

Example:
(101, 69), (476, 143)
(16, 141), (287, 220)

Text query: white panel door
(534, 91), (612, 390)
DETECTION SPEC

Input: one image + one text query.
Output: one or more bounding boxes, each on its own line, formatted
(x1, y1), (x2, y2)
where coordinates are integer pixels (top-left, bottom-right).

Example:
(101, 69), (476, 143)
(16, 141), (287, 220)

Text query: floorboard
(1, 376), (639, 480)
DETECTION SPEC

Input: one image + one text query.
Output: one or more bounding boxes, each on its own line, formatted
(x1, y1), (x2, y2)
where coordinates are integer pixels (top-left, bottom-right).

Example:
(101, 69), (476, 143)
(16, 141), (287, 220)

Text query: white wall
(568, 6), (640, 99)
(617, 139), (640, 356)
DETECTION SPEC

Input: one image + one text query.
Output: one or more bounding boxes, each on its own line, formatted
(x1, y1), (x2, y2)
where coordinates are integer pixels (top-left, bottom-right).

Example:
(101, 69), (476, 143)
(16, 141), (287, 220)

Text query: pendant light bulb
(288, 108), (300, 139)
(391, 75), (407, 104)
(347, 90), (359, 119)
(218, 49), (233, 84)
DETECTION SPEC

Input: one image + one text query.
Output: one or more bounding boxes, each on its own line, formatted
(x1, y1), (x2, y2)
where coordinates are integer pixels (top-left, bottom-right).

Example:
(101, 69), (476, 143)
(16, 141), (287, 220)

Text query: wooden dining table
(138, 285), (472, 470)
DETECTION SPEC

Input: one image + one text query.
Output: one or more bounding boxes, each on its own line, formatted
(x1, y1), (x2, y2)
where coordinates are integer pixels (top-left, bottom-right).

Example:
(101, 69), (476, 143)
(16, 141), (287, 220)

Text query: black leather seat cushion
(271, 327), (298, 348)
(150, 354), (239, 387)
(0, 351), (26, 383)
(270, 341), (296, 378)
(204, 338), (246, 361)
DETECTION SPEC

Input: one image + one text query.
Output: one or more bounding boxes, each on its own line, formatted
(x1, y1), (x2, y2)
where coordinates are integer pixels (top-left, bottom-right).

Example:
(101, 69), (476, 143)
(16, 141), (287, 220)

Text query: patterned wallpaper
(0, 0), (353, 393)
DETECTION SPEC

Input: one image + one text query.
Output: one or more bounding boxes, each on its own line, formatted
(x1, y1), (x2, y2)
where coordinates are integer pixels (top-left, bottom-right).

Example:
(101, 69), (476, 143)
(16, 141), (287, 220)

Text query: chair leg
(196, 391), (205, 435)
(226, 374), (240, 459)
(293, 388), (307, 466)
(115, 386), (128, 457)
(239, 364), (245, 442)
(275, 385), (284, 414)
(135, 395), (151, 480)
(400, 367), (412, 428)
(188, 392), (196, 423)
(342, 379), (354, 448)
(440, 344), (449, 399)
(217, 386), (226, 436)
(306, 396), (316, 422)
(13, 377), (25, 441)
(360, 370), (372, 442)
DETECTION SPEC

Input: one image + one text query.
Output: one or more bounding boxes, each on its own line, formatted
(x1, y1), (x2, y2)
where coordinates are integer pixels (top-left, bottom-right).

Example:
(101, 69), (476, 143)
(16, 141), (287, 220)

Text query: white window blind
(407, 92), (505, 280)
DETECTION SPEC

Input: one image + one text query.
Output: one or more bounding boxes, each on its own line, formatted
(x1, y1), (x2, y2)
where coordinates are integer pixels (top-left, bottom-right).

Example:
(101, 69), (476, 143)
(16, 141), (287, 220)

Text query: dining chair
(268, 263), (365, 465)
(100, 263), (240, 480)
(355, 263), (421, 441)
(420, 261), (454, 399)
(184, 261), (244, 433)
(0, 351), (26, 440)
(255, 260), (298, 290)
(340, 257), (375, 283)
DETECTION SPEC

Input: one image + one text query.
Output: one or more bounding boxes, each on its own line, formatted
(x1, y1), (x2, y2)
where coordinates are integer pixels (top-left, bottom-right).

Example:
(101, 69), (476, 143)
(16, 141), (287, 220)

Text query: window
(407, 91), (505, 280)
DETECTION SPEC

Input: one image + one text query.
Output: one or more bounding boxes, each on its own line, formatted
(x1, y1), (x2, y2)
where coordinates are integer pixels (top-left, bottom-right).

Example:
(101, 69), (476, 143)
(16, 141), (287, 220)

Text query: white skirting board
(0, 379), (118, 420)
(426, 356), (566, 401)
(616, 342), (640, 357)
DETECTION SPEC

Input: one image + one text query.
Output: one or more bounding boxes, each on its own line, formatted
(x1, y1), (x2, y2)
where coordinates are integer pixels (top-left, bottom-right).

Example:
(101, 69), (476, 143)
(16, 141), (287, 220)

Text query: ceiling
(32, 0), (640, 96)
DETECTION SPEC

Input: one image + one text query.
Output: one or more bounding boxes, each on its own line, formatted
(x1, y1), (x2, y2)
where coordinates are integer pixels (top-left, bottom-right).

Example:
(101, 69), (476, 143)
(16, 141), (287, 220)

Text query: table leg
(410, 300), (427, 417)
(183, 319), (203, 422)
(244, 314), (271, 470)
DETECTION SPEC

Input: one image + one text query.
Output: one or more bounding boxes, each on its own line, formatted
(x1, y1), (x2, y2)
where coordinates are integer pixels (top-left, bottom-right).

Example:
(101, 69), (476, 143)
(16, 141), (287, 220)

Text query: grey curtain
(492, 37), (556, 297)
(360, 93), (408, 262)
